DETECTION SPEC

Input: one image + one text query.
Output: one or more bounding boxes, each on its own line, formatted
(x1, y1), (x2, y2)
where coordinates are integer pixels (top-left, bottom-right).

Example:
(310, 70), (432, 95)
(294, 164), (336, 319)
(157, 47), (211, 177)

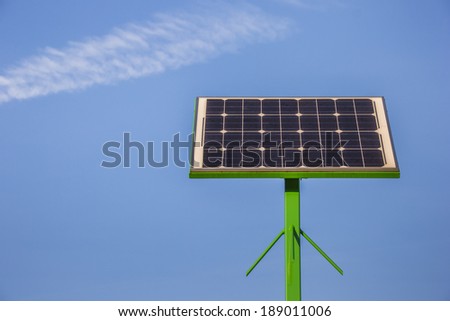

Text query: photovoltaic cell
(262, 99), (280, 114)
(243, 99), (261, 114)
(206, 99), (224, 114)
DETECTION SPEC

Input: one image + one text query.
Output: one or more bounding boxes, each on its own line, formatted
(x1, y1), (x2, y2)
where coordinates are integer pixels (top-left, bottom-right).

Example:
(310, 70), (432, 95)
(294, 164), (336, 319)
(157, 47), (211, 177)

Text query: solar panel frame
(190, 97), (400, 179)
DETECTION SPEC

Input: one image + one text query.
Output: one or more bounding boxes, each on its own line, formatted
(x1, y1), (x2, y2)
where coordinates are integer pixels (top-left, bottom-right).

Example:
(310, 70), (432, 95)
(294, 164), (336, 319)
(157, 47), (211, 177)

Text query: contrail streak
(0, 5), (291, 104)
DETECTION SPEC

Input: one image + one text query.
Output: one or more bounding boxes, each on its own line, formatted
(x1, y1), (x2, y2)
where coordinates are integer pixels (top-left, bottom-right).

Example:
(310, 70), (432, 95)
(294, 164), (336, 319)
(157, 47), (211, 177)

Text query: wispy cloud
(0, 4), (291, 104)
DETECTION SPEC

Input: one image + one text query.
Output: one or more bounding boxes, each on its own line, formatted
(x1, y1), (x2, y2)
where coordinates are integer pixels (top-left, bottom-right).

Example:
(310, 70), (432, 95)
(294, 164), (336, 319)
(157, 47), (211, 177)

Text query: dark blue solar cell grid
(203, 98), (384, 168)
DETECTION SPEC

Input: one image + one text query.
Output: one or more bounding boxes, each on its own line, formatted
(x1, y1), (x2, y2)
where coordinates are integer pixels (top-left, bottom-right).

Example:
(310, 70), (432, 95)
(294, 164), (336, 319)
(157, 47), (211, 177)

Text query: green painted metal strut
(246, 229), (284, 277)
(285, 179), (301, 300)
(300, 229), (343, 275)
(246, 178), (343, 300)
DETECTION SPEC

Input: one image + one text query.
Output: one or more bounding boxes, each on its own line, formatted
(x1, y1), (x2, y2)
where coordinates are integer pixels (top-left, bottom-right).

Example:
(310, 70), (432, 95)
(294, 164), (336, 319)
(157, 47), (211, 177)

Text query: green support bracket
(300, 229), (343, 275)
(246, 229), (284, 277)
(246, 179), (343, 300)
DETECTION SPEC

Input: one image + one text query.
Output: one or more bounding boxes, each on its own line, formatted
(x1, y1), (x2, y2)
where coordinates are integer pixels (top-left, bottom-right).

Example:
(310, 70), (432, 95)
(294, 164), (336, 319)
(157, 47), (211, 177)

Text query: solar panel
(190, 97), (399, 178)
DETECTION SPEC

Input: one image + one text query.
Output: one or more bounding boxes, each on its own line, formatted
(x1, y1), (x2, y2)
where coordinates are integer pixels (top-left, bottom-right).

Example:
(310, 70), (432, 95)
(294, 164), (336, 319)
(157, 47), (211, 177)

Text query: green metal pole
(285, 179), (301, 301)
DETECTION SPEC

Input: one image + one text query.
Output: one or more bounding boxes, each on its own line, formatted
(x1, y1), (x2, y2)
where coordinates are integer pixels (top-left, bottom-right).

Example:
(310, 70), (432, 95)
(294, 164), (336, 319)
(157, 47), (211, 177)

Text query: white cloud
(0, 4), (291, 104)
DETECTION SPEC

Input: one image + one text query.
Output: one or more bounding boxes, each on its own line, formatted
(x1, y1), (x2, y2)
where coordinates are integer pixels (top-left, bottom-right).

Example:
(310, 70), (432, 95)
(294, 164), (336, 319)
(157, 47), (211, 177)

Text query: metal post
(285, 179), (301, 301)
(247, 178), (341, 300)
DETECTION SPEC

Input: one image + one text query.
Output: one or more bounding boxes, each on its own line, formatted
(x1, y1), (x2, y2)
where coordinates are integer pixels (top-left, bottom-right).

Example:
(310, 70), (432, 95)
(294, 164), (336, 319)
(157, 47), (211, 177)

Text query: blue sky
(0, 0), (449, 300)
